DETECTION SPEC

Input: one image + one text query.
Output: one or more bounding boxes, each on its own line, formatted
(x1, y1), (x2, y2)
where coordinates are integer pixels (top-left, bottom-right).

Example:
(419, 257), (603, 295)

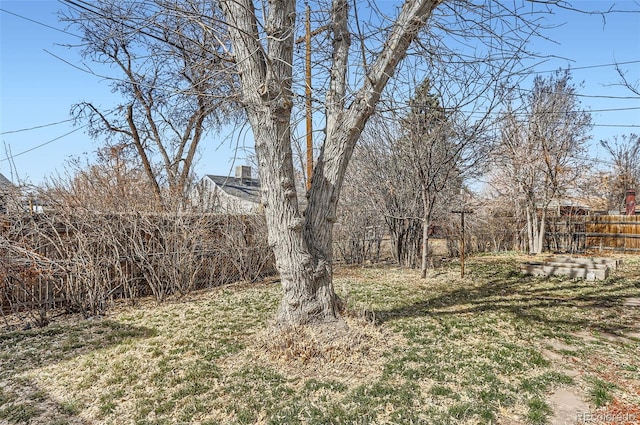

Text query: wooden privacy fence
(546, 215), (640, 254)
(585, 215), (640, 253)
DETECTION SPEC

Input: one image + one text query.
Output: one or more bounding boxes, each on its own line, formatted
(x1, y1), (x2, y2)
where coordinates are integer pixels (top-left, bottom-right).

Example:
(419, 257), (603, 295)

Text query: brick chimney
(626, 189), (636, 215)
(235, 165), (252, 184)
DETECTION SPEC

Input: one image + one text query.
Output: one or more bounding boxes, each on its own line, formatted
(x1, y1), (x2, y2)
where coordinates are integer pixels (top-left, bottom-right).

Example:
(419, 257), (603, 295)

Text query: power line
(587, 106), (640, 113)
(569, 93), (640, 100)
(458, 105), (640, 118)
(0, 126), (86, 163)
(506, 83), (640, 101)
(1, 119), (76, 135)
(531, 59), (640, 75)
(1, 107), (121, 160)
(593, 124), (640, 128)
(0, 8), (81, 38)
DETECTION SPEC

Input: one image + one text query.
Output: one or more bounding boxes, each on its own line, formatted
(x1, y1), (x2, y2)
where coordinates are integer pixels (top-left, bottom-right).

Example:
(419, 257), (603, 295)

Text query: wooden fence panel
(586, 215), (640, 253)
(546, 215), (639, 254)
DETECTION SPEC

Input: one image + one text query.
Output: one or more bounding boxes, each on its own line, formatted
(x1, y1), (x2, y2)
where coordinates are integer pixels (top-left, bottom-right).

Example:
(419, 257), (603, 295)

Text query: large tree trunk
(221, 0), (440, 326)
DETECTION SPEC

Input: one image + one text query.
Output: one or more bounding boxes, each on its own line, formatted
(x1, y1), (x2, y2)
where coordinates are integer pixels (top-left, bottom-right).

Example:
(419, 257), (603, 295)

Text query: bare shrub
(1, 205), (274, 326)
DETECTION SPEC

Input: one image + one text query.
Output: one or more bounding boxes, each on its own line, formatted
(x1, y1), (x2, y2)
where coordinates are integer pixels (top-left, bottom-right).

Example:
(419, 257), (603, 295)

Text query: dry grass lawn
(1, 253), (639, 424)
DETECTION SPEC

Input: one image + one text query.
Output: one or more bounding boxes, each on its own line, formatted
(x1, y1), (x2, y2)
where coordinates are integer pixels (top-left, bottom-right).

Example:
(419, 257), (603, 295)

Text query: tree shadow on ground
(0, 318), (156, 424)
(374, 270), (640, 338)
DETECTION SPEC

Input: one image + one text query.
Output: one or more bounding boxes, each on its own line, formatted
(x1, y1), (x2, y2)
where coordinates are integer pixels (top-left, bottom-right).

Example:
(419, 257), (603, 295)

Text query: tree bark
(221, 0), (440, 326)
(420, 188), (432, 278)
(421, 214), (430, 278)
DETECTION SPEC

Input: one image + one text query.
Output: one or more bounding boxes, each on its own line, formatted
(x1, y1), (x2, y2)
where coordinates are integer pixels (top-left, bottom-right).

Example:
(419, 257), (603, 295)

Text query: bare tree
(600, 134), (640, 211)
(350, 101), (464, 274)
(352, 117), (423, 268)
(60, 0), (597, 325)
(46, 146), (162, 212)
(334, 161), (386, 265)
(399, 80), (490, 277)
(62, 0), (239, 206)
(219, 0), (591, 324)
(493, 70), (592, 254)
(220, 0), (447, 325)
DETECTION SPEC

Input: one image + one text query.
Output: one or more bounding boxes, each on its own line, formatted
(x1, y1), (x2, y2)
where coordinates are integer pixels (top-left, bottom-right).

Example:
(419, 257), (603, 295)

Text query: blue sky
(1, 0), (639, 186)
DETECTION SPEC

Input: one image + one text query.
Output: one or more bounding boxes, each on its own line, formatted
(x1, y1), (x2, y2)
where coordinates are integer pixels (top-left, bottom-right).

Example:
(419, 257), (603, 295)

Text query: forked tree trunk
(221, 0), (440, 326)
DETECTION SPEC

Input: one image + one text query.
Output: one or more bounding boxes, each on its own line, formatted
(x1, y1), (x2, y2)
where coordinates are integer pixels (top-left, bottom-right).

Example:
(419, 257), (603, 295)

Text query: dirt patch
(548, 388), (590, 425)
(541, 339), (582, 377)
(622, 298), (640, 308)
(624, 331), (640, 340)
(598, 332), (637, 344)
(542, 348), (565, 362)
(546, 339), (580, 352)
(572, 331), (599, 343)
(540, 339), (590, 422)
(572, 328), (640, 345)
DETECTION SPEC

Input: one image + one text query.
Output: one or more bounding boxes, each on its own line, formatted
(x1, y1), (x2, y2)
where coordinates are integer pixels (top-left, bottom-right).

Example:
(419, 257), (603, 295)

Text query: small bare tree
(347, 73), (497, 276)
(600, 134), (640, 211)
(493, 70), (592, 254)
(351, 118), (423, 268)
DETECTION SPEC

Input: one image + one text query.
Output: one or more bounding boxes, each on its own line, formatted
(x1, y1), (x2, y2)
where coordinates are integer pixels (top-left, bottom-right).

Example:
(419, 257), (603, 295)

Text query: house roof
(205, 174), (261, 204)
(545, 196), (609, 213)
(0, 173), (14, 189)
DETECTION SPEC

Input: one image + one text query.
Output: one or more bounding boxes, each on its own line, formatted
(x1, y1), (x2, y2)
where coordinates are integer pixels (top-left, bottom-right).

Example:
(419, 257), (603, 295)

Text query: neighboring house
(191, 166), (262, 213)
(543, 196), (609, 217)
(0, 173), (51, 215)
(0, 173), (15, 214)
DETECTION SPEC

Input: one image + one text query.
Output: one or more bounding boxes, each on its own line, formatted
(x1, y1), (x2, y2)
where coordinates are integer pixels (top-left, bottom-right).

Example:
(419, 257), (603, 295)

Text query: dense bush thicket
(1, 211), (274, 326)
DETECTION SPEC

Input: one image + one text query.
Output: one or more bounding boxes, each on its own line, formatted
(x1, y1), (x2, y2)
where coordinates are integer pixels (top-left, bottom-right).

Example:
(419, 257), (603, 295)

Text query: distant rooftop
(0, 173), (13, 188)
(205, 174), (261, 204)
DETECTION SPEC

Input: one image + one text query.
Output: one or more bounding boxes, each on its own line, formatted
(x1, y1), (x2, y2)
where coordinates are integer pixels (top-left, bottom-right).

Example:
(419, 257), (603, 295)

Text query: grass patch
(58, 399), (83, 416)
(0, 402), (42, 423)
(526, 397), (552, 424)
(588, 377), (616, 407)
(1, 254), (639, 424)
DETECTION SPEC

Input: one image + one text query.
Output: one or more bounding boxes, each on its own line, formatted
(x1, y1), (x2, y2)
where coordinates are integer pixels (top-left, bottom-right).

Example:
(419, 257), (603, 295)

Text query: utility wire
(4, 5), (640, 102)
(0, 126), (86, 163)
(452, 105), (640, 118)
(593, 124), (640, 128)
(575, 106), (640, 113)
(0, 8), (81, 38)
(531, 59), (640, 75)
(1, 119), (76, 135)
